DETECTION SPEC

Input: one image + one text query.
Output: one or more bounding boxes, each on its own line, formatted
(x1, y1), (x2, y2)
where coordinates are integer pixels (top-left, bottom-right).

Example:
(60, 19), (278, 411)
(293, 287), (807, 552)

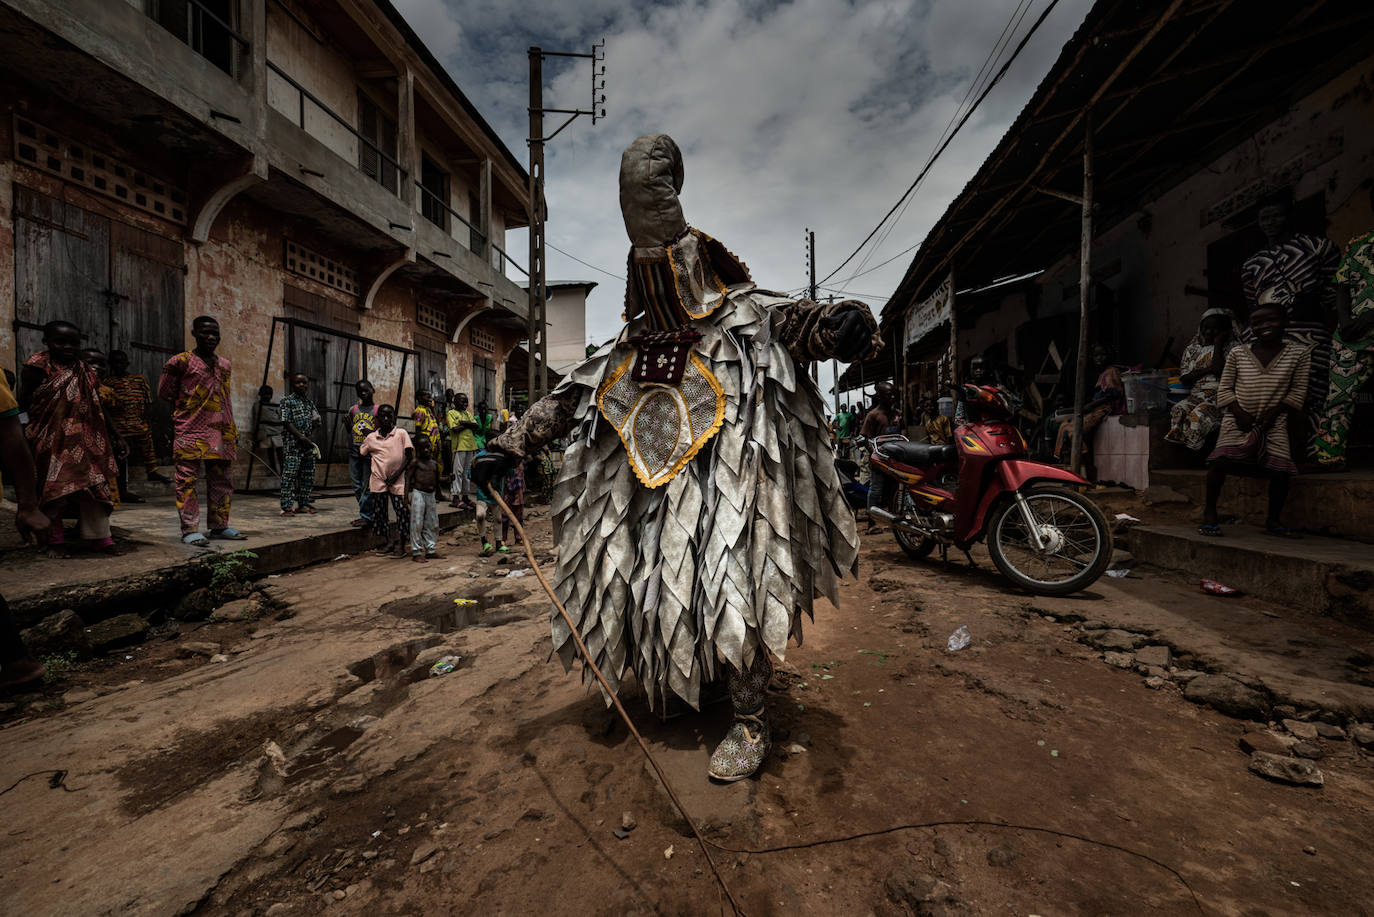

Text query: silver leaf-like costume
(493, 135), (877, 726)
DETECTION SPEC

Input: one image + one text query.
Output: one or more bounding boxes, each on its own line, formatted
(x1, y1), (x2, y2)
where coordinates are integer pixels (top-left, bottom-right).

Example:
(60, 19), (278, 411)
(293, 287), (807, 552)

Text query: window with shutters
(357, 91), (399, 196)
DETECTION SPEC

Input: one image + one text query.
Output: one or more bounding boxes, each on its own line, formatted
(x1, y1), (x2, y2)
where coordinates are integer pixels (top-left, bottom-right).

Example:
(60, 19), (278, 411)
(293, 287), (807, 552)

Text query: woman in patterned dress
(1166, 308), (1243, 451)
(19, 321), (126, 555)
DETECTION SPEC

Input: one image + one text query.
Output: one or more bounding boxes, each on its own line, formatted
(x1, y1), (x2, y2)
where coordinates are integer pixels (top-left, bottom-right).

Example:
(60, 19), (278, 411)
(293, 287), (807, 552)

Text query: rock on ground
(1239, 731), (1291, 756)
(84, 614), (149, 653)
(1087, 629), (1145, 651)
(1247, 751), (1323, 787)
(21, 609), (90, 658)
(1102, 651), (1134, 669)
(176, 641), (223, 658)
(1134, 645), (1172, 668)
(1351, 724), (1374, 748)
(1183, 674), (1268, 720)
(1283, 719), (1319, 741)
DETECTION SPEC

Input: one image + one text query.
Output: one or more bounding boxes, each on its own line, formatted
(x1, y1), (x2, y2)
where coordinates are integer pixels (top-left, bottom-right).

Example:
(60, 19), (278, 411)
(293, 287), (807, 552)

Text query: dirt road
(4, 511), (1373, 916)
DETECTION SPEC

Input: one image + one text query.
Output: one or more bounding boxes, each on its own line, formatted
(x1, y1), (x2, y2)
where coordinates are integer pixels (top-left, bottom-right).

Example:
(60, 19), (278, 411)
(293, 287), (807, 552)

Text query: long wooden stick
(490, 491), (746, 917)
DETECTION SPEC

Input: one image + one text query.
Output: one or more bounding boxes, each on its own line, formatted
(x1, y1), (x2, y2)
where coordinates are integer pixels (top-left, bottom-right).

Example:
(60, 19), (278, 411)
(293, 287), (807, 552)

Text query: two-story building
(0, 0), (531, 478)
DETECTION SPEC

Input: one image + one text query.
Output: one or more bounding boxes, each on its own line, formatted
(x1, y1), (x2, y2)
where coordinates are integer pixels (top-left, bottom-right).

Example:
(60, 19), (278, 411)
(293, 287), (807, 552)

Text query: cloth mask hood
(618, 133), (751, 327)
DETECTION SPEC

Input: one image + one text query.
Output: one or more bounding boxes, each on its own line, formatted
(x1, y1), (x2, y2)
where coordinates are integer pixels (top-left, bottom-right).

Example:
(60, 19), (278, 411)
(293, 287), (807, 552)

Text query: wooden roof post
(1070, 112), (1094, 476)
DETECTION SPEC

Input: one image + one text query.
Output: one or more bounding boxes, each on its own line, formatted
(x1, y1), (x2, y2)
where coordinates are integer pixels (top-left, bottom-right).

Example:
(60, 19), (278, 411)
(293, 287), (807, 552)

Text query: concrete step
(1126, 523), (1374, 630)
(1151, 468), (1374, 543)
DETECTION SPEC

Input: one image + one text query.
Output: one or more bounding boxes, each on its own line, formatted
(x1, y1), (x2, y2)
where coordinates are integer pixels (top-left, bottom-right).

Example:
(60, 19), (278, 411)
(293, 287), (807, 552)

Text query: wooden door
(12, 186), (111, 370)
(111, 222), (185, 460)
(284, 285), (361, 462)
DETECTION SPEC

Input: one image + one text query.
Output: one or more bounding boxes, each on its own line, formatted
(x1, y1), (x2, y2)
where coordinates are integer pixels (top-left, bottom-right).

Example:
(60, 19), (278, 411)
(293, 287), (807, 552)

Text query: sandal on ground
(209, 528), (248, 540)
(182, 532), (210, 547)
(373, 546), (395, 556)
(297, 505), (318, 515)
(147, 471), (173, 483)
(1263, 526), (1302, 539)
(280, 509), (296, 516)
(1197, 524), (1222, 537)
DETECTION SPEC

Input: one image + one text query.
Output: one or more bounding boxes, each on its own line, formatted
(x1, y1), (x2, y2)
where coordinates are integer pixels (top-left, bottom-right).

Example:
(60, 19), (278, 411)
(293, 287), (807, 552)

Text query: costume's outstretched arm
(489, 387), (581, 459)
(776, 298), (881, 364)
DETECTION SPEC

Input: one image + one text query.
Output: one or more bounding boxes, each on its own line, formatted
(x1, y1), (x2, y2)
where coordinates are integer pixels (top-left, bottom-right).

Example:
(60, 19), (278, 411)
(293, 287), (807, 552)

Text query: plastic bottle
(946, 625), (971, 652)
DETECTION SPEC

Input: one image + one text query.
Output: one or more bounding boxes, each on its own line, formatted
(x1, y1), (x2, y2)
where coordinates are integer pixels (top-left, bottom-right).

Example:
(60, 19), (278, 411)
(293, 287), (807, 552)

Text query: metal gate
(13, 186), (185, 458)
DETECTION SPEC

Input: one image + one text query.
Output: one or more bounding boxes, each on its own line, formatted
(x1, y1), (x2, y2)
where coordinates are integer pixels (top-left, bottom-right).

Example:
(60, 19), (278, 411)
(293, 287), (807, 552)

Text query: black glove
(471, 450), (514, 499)
(822, 309), (877, 362)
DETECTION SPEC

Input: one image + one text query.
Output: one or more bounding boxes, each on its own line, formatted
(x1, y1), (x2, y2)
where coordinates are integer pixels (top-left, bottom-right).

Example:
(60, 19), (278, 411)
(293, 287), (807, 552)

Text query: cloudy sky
(393, 0), (1094, 398)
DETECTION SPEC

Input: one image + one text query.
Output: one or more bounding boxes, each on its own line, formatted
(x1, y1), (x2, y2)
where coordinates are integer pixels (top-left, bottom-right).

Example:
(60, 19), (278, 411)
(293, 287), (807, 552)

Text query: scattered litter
(371, 830), (382, 838)
(663, 844), (674, 860)
(505, 569), (528, 578)
(428, 656), (462, 677)
(1050, 749), (1060, 757)
(862, 701), (872, 708)
(1105, 568), (1131, 578)
(267, 574), (281, 578)
(210, 654), (229, 663)
(1114, 513), (1142, 523)
(1201, 579), (1242, 596)
(332, 554), (348, 561)
(946, 625), (971, 652)
(124, 655), (134, 660)
(453, 598), (477, 606)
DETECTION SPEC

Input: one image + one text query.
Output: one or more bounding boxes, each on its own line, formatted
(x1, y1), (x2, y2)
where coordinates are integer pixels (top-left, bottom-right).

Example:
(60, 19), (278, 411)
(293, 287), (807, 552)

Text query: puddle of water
(346, 636), (439, 683)
(379, 591), (521, 634)
(285, 725), (364, 784)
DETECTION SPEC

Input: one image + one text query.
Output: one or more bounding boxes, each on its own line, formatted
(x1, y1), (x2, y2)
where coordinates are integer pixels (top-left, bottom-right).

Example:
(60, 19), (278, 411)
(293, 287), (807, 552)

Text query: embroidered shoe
(707, 709), (770, 782)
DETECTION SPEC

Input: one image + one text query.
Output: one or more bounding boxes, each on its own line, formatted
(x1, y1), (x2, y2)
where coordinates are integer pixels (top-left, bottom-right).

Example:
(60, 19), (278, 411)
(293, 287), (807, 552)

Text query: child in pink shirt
(359, 404), (413, 557)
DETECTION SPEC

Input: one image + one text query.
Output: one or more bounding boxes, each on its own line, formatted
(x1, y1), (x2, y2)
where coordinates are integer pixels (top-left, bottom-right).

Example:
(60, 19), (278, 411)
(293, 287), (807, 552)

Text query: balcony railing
(266, 60), (409, 197)
(146, 0), (250, 79)
(415, 182), (528, 281)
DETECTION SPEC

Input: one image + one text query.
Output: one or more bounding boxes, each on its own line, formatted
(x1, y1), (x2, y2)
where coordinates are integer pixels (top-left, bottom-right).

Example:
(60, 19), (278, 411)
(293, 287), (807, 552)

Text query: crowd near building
(0, 0), (542, 489)
(843, 0), (1374, 499)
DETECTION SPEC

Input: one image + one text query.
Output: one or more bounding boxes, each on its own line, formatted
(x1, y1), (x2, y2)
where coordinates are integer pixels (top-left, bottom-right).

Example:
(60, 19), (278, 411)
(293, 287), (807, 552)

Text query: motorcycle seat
(878, 441), (957, 467)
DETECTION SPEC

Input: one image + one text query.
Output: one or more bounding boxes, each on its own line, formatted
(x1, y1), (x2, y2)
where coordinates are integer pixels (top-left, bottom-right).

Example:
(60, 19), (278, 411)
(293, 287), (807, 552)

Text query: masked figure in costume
(474, 134), (878, 781)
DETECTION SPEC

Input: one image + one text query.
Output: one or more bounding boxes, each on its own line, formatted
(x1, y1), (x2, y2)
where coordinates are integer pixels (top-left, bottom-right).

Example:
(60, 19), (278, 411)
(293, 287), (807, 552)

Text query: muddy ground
(3, 508), (1374, 917)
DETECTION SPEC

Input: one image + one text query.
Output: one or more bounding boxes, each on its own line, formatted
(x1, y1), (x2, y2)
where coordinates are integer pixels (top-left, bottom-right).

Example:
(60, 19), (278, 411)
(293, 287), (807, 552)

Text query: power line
(819, 0), (1064, 289)
(546, 241), (625, 281)
(841, 0), (1034, 287)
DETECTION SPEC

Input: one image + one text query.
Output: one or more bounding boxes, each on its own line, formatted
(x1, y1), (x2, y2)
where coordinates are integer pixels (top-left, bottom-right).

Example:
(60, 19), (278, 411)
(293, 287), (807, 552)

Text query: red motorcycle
(866, 384), (1111, 596)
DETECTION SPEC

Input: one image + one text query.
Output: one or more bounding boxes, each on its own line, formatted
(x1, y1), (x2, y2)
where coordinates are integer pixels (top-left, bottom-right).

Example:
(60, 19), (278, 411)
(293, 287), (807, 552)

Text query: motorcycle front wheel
(986, 485), (1111, 595)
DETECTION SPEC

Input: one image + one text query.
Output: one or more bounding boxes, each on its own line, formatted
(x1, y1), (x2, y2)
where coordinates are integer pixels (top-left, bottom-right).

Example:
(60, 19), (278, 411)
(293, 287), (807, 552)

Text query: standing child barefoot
(360, 404), (413, 557)
(407, 437), (448, 562)
(496, 455), (527, 554)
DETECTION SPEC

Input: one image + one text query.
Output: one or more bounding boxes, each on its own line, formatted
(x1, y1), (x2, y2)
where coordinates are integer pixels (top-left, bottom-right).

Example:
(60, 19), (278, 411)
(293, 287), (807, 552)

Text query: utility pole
(526, 41), (605, 402)
(806, 228), (818, 384)
(1070, 114), (1094, 475)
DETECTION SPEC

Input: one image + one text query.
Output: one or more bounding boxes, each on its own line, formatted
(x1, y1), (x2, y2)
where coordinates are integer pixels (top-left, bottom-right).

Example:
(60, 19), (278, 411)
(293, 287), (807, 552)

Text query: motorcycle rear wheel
(987, 485), (1111, 595)
(892, 491), (936, 559)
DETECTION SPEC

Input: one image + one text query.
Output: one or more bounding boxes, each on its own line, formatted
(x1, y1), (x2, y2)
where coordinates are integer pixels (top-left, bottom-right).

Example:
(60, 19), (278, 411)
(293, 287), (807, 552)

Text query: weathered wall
(265, 2), (363, 165)
(1072, 56), (1374, 367)
(546, 286), (590, 374)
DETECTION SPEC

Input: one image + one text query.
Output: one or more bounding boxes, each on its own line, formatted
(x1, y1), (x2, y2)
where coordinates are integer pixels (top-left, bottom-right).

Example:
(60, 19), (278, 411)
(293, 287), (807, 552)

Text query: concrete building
(0, 0), (531, 477)
(537, 280), (596, 376)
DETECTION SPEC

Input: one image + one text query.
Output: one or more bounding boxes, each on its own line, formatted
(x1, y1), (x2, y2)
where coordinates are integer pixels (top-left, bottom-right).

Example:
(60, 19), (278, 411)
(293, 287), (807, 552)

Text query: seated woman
(1200, 302), (1310, 537)
(1166, 308), (1243, 451)
(1054, 344), (1125, 460)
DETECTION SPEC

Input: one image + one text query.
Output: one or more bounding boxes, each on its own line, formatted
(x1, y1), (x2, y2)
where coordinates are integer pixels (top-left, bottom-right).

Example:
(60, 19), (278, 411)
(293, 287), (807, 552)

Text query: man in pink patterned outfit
(158, 316), (245, 546)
